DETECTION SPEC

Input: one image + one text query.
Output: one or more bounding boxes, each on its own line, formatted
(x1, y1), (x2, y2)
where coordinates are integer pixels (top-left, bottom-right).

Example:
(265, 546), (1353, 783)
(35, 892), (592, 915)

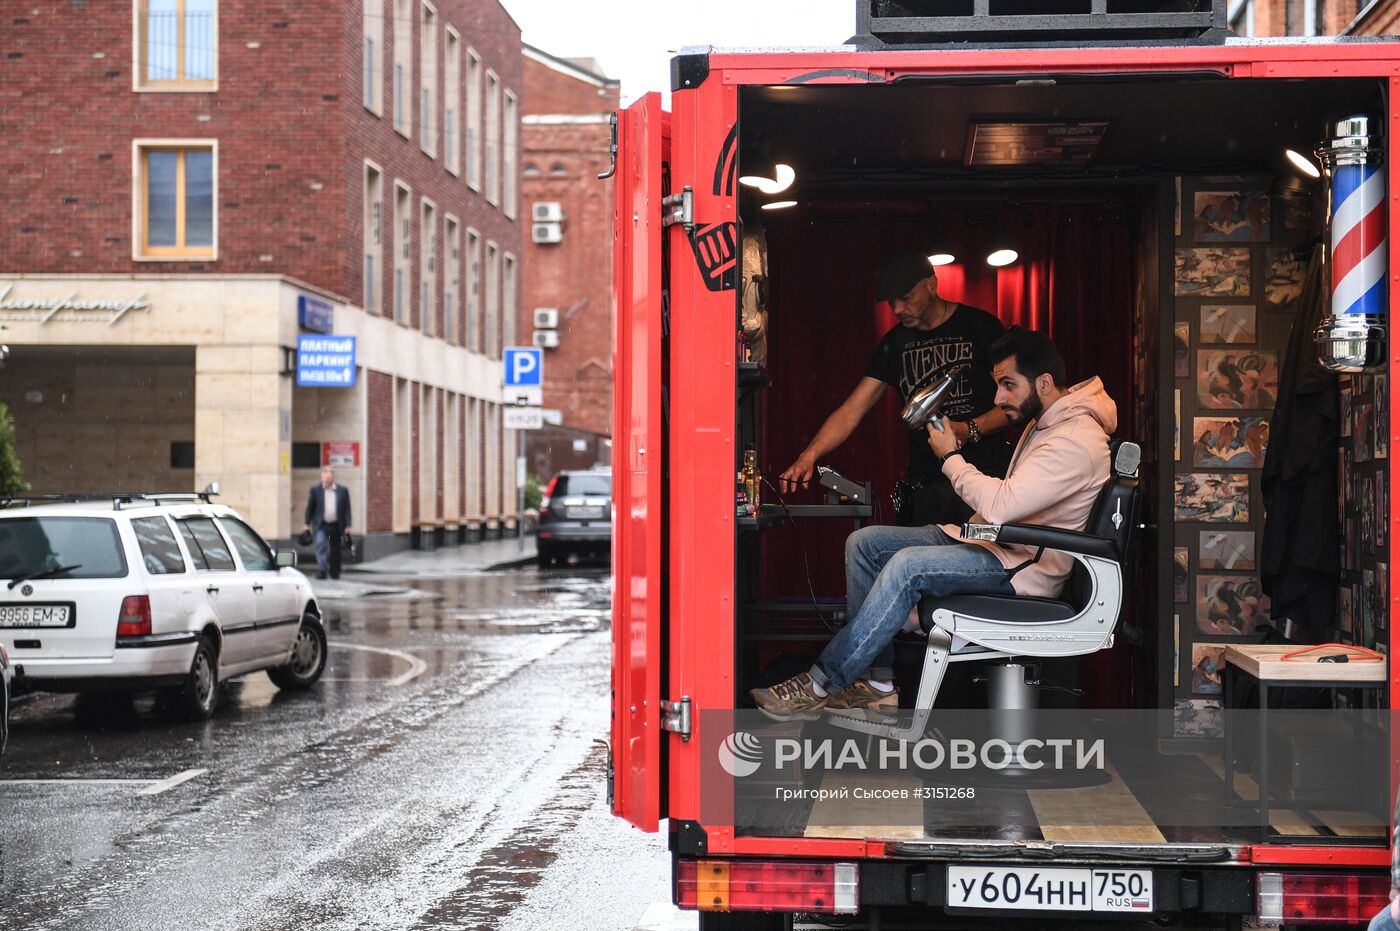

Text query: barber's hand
(926, 418), (960, 459)
(779, 455), (816, 493)
(948, 420), (971, 447)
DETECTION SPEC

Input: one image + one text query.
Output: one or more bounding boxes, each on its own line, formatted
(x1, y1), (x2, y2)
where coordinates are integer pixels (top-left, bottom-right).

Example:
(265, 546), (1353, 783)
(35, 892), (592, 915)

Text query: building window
(467, 229), (481, 352)
(394, 182), (411, 325)
(445, 217), (460, 345)
(392, 0), (411, 136)
(466, 50), (483, 191)
(523, 163), (540, 177)
(364, 163), (383, 314)
(550, 163), (567, 176)
(485, 69), (500, 207)
(420, 1), (437, 157)
(444, 28), (460, 174)
(421, 199), (436, 336)
(136, 0), (216, 89)
(362, 0), (383, 113)
(503, 90), (518, 220)
(485, 241), (499, 358)
(503, 252), (517, 348)
(135, 142), (216, 259)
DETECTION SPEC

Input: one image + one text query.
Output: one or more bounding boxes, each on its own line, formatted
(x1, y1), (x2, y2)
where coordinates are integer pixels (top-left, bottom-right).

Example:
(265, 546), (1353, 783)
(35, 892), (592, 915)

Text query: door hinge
(662, 186), (693, 230)
(594, 738), (613, 808)
(661, 696), (692, 740)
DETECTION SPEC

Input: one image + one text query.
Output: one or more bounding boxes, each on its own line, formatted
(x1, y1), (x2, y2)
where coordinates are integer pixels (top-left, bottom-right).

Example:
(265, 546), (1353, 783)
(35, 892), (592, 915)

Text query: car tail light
(540, 475), (559, 514)
(116, 595), (152, 637)
(677, 860), (859, 915)
(1257, 872), (1391, 925)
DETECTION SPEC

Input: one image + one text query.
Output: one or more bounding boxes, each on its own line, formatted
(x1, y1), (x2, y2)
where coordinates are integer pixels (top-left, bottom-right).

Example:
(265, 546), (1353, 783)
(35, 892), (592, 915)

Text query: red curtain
(754, 197), (1136, 702)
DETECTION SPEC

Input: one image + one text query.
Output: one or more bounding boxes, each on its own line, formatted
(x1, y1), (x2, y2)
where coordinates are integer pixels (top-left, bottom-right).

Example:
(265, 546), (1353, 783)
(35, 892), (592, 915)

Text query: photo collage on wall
(1337, 369), (1389, 657)
(1171, 177), (1314, 737)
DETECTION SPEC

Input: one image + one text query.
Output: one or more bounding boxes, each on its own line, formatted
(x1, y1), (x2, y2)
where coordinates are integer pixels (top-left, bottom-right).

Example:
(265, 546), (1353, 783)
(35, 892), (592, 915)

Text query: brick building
(0, 0), (525, 556)
(519, 45), (619, 477)
(1229, 0), (1399, 36)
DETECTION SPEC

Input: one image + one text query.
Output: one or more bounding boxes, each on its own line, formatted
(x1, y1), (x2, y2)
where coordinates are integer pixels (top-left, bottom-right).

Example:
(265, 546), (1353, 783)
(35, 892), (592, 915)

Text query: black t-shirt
(864, 304), (1010, 482)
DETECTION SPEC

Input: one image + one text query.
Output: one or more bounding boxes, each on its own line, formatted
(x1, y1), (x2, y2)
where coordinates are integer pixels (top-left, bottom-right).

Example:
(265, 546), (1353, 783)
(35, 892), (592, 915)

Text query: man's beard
(1005, 392), (1044, 425)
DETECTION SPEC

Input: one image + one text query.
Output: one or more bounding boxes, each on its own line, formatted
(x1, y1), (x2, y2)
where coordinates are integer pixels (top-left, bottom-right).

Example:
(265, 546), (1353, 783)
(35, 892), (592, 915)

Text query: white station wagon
(0, 490), (326, 719)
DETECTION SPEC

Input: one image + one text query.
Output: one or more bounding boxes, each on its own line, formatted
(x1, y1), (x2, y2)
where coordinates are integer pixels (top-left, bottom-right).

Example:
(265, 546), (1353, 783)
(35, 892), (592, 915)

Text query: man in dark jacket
(304, 467), (352, 580)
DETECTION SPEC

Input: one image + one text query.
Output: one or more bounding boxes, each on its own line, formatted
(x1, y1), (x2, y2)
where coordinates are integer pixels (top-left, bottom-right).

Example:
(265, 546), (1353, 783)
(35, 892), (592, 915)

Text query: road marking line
(138, 768), (208, 796)
(327, 642), (428, 687)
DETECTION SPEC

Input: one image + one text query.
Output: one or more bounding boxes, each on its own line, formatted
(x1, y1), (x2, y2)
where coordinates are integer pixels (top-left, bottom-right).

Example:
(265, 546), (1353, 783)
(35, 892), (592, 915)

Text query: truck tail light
(677, 859), (859, 915)
(540, 476), (558, 514)
(116, 595), (152, 637)
(1257, 872), (1391, 925)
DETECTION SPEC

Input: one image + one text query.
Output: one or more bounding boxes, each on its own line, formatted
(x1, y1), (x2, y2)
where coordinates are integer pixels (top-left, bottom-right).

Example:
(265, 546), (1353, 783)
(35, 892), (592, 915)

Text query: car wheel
(170, 635), (219, 721)
(536, 543), (554, 568)
(267, 614), (327, 690)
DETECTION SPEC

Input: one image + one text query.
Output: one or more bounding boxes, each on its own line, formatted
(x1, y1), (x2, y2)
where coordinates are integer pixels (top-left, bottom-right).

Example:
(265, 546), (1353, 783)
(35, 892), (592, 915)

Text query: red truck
(610, 5), (1397, 928)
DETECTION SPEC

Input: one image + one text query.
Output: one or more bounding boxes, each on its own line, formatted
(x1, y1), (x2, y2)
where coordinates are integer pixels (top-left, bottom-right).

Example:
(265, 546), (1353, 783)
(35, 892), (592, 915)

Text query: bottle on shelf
(736, 469), (750, 518)
(743, 448), (760, 516)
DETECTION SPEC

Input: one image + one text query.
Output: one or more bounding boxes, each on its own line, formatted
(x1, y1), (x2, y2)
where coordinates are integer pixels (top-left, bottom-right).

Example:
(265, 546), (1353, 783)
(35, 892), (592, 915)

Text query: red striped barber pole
(1317, 115), (1387, 373)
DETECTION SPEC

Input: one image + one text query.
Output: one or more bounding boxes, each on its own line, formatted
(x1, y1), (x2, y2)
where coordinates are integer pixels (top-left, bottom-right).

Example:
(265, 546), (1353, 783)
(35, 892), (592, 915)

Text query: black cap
(874, 249), (935, 302)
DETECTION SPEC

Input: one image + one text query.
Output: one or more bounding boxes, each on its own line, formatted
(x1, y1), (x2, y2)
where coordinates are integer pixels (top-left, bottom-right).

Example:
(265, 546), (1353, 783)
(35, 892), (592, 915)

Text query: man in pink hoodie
(752, 328), (1117, 721)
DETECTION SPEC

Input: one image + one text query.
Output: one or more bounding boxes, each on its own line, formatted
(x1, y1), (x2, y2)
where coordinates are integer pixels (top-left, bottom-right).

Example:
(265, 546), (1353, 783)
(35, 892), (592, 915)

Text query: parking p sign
(503, 346), (543, 388)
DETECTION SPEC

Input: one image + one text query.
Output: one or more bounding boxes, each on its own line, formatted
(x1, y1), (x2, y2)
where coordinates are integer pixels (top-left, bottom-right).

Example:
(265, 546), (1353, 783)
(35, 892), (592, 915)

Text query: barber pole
(1316, 115), (1387, 372)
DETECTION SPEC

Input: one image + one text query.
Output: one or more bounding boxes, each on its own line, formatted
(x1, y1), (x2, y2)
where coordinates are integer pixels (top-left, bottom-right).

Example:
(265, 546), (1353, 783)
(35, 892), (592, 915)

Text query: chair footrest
(920, 594), (1076, 629)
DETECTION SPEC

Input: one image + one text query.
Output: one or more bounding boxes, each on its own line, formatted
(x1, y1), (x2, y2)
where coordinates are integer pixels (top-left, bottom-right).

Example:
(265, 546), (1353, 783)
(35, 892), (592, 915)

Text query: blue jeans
(812, 524), (1014, 692)
(315, 522), (343, 578)
(1369, 903), (1399, 931)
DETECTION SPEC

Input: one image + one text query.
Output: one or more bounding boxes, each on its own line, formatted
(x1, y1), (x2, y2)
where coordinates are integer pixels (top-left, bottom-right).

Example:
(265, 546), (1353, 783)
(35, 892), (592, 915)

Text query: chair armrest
(962, 522), (1119, 561)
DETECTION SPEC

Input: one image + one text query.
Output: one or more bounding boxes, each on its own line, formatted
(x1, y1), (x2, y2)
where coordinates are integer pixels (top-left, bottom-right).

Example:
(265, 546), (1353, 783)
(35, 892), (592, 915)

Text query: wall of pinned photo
(1200, 304), (1256, 344)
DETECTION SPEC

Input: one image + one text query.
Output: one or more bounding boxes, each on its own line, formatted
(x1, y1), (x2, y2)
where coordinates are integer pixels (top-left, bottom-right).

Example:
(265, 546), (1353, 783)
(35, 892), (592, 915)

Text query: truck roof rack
(0, 491), (221, 511)
(851, 0), (1229, 47)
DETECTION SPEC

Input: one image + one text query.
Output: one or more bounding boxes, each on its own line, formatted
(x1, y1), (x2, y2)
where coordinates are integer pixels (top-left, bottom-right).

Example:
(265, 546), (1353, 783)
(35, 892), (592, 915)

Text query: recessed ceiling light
(760, 200), (797, 211)
(987, 248), (1019, 267)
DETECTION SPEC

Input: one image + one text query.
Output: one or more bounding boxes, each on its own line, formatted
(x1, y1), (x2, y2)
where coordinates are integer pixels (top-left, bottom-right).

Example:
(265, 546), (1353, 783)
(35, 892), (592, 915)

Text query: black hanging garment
(1260, 243), (1337, 642)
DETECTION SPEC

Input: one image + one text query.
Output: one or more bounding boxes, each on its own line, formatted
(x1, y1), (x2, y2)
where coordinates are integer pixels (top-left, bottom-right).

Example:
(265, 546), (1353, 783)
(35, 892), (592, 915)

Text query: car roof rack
(0, 491), (220, 511)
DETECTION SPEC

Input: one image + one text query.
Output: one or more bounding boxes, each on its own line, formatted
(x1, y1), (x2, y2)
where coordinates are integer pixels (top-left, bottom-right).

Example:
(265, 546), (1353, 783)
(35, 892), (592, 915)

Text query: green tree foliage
(525, 473), (543, 511)
(0, 403), (29, 496)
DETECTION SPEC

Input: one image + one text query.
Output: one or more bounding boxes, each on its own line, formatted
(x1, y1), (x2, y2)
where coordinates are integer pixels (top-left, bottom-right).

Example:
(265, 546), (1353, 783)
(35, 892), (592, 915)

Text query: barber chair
(829, 440), (1142, 741)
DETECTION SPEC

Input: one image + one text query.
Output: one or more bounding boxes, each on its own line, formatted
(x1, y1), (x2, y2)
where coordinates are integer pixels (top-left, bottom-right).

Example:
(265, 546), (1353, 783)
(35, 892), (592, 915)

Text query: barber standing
(780, 248), (1013, 526)
(303, 467), (352, 580)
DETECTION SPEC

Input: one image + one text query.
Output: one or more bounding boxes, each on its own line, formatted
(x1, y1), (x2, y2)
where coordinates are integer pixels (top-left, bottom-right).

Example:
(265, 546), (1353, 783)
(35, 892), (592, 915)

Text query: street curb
(486, 554), (538, 571)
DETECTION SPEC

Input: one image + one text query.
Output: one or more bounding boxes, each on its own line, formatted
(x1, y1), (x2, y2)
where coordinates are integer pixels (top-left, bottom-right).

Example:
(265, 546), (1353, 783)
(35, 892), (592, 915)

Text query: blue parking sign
(503, 347), (543, 387)
(296, 335), (357, 388)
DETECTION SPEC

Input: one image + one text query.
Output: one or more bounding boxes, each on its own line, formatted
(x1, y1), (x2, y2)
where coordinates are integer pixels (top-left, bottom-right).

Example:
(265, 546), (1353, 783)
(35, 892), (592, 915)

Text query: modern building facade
(519, 45), (618, 478)
(0, 0), (525, 556)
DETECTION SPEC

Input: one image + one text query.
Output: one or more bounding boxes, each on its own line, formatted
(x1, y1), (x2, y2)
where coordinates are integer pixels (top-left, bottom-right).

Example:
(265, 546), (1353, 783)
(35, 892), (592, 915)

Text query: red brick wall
(520, 57), (618, 439)
(0, 0), (522, 316)
(367, 369), (394, 533)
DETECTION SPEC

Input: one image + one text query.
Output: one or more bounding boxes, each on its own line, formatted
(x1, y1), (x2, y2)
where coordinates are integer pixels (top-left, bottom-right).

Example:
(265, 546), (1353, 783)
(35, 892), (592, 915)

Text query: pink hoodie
(939, 377), (1118, 599)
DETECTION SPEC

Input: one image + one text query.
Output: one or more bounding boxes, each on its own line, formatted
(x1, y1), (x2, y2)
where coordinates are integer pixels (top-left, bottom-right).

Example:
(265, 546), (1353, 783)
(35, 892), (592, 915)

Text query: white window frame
(444, 215), (461, 345)
(466, 228), (481, 352)
(503, 251), (517, 349)
(133, 0), (219, 92)
(503, 89), (518, 219)
(466, 49), (482, 191)
(420, 197), (437, 336)
(420, 1), (437, 158)
(362, 0), (383, 114)
(364, 160), (384, 315)
(392, 0), (412, 137)
(485, 69), (500, 207)
(131, 138), (219, 262)
(444, 27), (460, 175)
(393, 180), (412, 325)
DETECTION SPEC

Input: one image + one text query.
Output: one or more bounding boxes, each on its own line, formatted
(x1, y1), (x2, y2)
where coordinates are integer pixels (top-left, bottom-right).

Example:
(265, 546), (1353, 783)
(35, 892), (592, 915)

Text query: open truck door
(611, 92), (670, 833)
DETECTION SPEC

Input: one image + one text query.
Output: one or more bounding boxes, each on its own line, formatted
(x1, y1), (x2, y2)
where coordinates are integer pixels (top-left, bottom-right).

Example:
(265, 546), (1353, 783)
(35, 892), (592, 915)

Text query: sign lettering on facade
(322, 441), (360, 467)
(296, 335), (357, 387)
(0, 284), (150, 325)
(298, 294), (335, 334)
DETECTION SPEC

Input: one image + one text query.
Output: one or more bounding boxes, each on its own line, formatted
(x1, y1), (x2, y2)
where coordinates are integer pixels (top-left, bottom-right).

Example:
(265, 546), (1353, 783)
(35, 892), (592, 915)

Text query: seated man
(751, 328), (1117, 720)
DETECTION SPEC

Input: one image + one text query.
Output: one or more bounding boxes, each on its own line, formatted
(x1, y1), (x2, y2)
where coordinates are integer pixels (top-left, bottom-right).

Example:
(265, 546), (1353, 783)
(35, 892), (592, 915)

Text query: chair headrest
(1110, 439), (1141, 478)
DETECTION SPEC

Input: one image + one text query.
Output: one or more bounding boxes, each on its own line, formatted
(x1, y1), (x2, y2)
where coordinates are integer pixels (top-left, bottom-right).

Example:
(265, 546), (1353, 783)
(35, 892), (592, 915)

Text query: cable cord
(759, 474), (838, 633)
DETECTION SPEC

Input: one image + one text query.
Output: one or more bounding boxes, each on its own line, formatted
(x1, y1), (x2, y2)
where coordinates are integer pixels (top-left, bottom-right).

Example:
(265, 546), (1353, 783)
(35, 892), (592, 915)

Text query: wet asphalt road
(0, 563), (671, 931)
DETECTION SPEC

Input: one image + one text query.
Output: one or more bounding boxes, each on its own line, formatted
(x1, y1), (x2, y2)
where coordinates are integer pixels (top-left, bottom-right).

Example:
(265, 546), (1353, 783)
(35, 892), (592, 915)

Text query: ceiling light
(760, 200), (797, 211)
(928, 252), (956, 267)
(1285, 148), (1322, 179)
(987, 248), (1019, 268)
(739, 163), (795, 195)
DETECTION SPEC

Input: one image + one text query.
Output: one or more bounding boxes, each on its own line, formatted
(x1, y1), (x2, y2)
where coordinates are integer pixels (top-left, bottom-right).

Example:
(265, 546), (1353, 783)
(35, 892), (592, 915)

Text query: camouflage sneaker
(825, 680), (900, 719)
(749, 672), (829, 721)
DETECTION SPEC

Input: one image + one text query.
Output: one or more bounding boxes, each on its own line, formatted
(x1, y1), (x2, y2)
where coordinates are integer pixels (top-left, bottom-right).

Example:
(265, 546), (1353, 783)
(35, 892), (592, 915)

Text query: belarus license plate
(0, 603), (72, 628)
(946, 866), (1153, 913)
(571, 506), (605, 519)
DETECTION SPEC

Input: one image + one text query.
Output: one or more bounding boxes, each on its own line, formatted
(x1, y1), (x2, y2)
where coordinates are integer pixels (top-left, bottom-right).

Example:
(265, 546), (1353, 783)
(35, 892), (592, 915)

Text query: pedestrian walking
(304, 467), (352, 580)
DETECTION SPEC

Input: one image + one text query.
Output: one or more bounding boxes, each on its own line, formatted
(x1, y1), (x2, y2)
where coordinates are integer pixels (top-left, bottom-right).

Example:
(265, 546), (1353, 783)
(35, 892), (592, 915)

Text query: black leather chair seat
(919, 594), (1076, 631)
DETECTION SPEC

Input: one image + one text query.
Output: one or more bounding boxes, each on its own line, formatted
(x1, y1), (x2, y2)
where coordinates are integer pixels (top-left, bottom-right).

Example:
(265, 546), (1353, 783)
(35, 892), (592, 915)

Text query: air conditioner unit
(532, 223), (564, 244)
(533, 308), (559, 329)
(532, 201), (564, 223)
(533, 329), (560, 349)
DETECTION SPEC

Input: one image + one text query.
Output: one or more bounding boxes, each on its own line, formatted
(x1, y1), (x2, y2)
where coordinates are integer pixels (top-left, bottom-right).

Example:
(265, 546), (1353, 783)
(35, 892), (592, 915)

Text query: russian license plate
(570, 506), (605, 519)
(0, 603), (72, 628)
(946, 866), (1153, 913)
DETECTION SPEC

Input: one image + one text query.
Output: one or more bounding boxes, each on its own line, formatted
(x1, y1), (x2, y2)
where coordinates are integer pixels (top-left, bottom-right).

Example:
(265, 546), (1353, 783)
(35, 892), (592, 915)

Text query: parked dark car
(536, 469), (611, 567)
